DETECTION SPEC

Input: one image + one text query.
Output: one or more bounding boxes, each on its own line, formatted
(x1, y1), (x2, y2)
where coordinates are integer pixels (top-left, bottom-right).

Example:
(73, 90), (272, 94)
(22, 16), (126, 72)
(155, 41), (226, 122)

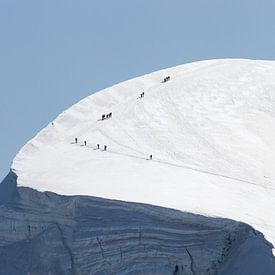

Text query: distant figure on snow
(163, 76), (170, 83)
(97, 144), (100, 149)
(84, 141), (87, 146)
(75, 137), (78, 143)
(109, 112), (112, 118)
(150, 154), (152, 160)
(104, 145), (107, 151)
(102, 114), (105, 120)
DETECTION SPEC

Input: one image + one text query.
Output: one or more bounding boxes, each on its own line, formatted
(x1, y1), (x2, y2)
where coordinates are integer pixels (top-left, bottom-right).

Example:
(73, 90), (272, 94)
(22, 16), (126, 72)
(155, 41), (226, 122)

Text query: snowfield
(11, 59), (275, 252)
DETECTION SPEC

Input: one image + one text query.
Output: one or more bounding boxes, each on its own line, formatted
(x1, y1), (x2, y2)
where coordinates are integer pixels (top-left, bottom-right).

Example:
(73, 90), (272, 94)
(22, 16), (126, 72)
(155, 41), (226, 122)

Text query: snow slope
(12, 59), (275, 249)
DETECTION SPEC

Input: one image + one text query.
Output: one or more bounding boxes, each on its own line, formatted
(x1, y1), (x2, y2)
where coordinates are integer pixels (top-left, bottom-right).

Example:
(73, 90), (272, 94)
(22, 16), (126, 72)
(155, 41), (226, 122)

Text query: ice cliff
(0, 172), (274, 274)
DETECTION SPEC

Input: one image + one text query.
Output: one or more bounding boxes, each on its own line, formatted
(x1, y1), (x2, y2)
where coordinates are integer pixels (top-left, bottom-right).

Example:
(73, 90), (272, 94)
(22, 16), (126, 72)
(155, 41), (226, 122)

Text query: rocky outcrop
(0, 172), (274, 274)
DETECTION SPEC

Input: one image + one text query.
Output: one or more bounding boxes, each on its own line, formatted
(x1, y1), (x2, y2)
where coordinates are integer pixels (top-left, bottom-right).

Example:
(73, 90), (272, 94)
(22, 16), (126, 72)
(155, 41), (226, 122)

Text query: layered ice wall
(0, 172), (274, 274)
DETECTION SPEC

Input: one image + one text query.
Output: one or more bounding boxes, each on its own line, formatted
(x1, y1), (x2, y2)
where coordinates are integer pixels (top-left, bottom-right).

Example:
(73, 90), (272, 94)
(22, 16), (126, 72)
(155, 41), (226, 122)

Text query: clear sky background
(1, 0), (275, 181)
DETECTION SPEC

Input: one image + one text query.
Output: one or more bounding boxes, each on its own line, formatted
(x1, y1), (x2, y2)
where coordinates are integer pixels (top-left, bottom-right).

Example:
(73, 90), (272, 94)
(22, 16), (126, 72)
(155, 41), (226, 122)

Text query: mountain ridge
(10, 59), (275, 249)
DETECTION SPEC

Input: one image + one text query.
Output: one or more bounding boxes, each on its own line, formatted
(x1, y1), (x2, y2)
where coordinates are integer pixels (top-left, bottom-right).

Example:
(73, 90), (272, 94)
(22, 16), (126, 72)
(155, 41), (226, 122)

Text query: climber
(150, 154), (152, 160)
(102, 114), (105, 120)
(84, 141), (87, 146)
(97, 144), (100, 149)
(163, 76), (170, 83)
(75, 137), (78, 143)
(104, 145), (107, 151)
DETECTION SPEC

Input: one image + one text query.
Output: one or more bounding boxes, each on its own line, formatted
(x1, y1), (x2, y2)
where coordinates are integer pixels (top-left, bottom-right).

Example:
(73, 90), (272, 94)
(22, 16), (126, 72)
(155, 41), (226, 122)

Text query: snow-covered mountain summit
(12, 59), (275, 248)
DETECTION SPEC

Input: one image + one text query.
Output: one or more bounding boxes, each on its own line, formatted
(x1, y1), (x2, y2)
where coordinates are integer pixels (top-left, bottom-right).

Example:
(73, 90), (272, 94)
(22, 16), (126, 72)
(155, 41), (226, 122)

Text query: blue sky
(1, 0), (275, 180)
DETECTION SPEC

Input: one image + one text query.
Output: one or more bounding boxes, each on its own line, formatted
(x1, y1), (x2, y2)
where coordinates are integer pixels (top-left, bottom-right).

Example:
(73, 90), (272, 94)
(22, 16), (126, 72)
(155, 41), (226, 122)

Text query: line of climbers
(72, 75), (171, 161)
(75, 138), (107, 151)
(99, 75), (170, 119)
(52, 76), (170, 126)
(74, 137), (152, 159)
(139, 76), (170, 98)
